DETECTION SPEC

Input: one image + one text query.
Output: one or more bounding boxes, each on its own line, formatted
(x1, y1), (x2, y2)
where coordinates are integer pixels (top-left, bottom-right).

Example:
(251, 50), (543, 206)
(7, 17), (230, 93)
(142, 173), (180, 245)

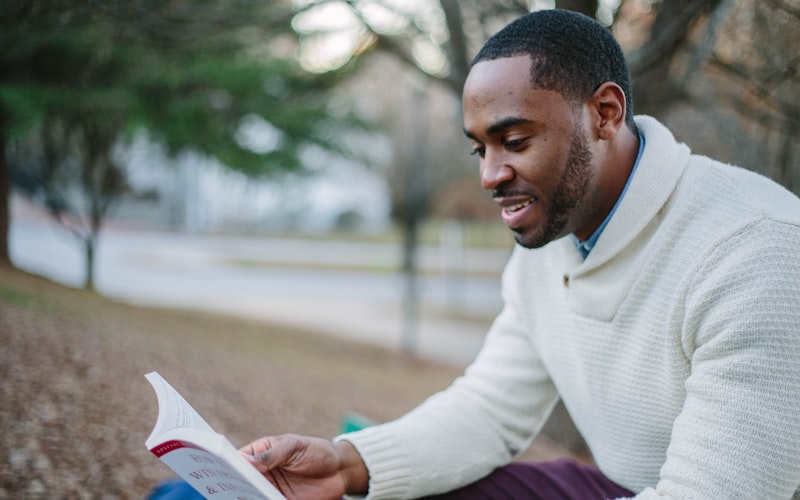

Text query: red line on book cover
(150, 439), (203, 457)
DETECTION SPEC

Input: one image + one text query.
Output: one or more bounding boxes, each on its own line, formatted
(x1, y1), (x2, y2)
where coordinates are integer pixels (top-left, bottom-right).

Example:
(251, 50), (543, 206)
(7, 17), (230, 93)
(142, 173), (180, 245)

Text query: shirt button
(563, 274), (570, 287)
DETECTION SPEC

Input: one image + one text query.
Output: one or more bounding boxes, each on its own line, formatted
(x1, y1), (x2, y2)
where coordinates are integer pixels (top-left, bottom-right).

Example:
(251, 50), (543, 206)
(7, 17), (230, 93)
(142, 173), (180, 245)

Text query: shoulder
(635, 115), (800, 225)
(685, 156), (800, 225)
(658, 144), (800, 266)
(673, 155), (800, 283)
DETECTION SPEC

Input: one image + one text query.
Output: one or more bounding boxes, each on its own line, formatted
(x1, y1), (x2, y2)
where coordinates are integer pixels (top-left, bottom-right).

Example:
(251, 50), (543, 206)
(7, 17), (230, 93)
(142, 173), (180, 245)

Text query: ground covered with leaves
(0, 266), (576, 499)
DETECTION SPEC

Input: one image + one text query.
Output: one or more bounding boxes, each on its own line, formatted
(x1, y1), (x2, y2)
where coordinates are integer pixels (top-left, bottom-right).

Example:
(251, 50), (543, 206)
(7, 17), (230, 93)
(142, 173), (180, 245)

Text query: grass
(0, 263), (581, 498)
(0, 265), (460, 497)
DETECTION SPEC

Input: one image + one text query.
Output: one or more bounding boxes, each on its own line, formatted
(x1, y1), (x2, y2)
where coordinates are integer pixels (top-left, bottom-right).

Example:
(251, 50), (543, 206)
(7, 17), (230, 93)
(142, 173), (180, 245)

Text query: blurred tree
(632, 0), (800, 191)
(0, 0), (363, 287)
(293, 0), (797, 212)
(9, 112), (129, 291)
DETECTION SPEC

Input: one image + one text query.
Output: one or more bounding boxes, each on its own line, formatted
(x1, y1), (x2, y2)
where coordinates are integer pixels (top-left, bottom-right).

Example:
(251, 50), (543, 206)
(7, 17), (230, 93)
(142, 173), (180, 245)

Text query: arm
(338, 250), (561, 499)
(240, 434), (369, 500)
(634, 221), (800, 499)
(241, 249), (559, 499)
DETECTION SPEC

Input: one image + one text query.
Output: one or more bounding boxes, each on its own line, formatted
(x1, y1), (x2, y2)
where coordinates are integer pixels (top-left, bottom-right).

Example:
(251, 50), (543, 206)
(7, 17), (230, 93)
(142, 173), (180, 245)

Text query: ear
(589, 82), (626, 141)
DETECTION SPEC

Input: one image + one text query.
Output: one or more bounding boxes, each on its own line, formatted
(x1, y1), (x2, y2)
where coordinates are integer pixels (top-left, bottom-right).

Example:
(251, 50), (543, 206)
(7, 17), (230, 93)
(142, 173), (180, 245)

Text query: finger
(243, 435), (301, 472)
(251, 449), (272, 466)
(240, 438), (273, 457)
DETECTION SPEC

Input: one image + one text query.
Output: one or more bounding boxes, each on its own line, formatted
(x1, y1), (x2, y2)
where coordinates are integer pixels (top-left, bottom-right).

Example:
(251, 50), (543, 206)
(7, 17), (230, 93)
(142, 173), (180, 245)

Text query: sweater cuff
(335, 426), (412, 499)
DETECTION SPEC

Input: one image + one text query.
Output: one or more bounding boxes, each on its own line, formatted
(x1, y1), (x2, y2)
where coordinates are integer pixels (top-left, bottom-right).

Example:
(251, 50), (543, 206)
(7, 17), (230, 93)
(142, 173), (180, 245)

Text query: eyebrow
(463, 116), (536, 140)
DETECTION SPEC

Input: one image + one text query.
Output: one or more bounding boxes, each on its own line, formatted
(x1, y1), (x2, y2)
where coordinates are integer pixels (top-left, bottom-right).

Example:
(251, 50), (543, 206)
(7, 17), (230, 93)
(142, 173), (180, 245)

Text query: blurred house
(115, 132), (391, 234)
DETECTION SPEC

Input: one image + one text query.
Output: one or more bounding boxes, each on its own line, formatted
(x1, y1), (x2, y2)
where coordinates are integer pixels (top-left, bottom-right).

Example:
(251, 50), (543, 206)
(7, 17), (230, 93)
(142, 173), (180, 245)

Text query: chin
(512, 228), (551, 249)
(510, 218), (570, 249)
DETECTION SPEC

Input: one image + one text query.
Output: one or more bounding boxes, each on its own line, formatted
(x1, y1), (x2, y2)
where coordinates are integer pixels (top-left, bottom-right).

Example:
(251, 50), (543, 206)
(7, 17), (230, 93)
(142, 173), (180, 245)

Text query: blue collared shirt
(571, 133), (645, 258)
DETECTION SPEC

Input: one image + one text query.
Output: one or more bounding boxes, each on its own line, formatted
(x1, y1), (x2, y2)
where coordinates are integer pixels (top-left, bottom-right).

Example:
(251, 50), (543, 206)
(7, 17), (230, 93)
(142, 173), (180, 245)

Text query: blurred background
(2, 0), (798, 356)
(1, 0), (799, 496)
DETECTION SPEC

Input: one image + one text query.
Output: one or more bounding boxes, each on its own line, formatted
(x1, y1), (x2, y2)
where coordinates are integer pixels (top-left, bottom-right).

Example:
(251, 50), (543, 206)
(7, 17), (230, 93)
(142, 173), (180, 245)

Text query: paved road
(8, 200), (511, 367)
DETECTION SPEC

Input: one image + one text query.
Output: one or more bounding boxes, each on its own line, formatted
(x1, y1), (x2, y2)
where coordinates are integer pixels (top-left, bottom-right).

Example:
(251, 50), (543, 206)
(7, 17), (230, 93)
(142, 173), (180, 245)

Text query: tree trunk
(0, 125), (11, 267)
(83, 234), (95, 291)
(777, 115), (798, 193)
(401, 82), (429, 354)
(630, 0), (723, 116)
(439, 0), (469, 92)
(556, 0), (599, 19)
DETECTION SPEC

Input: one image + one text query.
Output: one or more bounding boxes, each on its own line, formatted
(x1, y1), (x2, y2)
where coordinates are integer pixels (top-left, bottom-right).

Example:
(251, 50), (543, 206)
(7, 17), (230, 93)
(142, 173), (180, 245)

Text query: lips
(494, 194), (538, 228)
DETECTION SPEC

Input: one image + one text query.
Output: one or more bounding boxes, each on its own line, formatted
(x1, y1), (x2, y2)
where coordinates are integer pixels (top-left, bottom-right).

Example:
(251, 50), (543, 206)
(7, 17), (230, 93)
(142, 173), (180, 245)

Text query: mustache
(491, 188), (533, 200)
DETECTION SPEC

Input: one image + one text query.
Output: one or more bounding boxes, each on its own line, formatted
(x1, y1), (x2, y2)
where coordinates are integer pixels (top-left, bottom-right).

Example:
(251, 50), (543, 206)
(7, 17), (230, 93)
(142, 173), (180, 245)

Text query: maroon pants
(421, 459), (635, 499)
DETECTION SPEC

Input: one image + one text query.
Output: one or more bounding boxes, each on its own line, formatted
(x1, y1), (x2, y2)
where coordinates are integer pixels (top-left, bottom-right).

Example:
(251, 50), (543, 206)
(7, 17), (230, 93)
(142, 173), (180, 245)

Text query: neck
(573, 125), (640, 241)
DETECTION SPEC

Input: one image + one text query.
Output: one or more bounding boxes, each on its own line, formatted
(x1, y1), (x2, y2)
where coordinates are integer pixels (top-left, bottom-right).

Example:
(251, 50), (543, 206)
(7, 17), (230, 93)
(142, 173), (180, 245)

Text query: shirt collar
(571, 132), (645, 258)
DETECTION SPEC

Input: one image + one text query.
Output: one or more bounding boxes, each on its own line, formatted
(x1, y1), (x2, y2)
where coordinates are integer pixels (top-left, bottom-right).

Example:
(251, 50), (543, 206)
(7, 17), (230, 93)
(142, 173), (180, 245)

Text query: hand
(241, 434), (368, 500)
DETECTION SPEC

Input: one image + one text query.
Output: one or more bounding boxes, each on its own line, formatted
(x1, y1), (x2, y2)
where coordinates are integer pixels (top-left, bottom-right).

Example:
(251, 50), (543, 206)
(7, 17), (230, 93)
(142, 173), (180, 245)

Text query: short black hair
(472, 9), (636, 131)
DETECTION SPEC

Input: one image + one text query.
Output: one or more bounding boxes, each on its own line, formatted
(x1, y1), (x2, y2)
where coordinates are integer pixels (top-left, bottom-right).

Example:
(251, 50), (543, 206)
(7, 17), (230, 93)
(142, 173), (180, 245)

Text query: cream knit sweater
(341, 116), (800, 499)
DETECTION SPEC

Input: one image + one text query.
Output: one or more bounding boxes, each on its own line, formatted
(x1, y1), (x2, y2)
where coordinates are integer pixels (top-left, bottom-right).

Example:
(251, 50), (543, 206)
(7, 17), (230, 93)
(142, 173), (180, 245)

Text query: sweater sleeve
(628, 219), (800, 499)
(338, 253), (560, 499)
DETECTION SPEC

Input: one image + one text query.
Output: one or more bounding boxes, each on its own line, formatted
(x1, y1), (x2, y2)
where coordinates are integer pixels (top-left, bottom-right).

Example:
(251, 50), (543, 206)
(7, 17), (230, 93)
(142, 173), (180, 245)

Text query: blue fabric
(572, 132), (646, 258)
(145, 478), (204, 500)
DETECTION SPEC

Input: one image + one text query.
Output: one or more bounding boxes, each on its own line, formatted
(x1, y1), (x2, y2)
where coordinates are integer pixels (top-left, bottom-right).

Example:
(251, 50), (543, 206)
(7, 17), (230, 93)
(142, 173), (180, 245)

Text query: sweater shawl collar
(582, 116), (689, 266)
(547, 115), (691, 320)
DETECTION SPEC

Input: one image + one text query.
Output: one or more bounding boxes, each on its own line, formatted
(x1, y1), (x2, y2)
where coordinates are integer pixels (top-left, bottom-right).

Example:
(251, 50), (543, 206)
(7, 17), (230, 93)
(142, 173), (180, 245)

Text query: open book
(145, 371), (286, 500)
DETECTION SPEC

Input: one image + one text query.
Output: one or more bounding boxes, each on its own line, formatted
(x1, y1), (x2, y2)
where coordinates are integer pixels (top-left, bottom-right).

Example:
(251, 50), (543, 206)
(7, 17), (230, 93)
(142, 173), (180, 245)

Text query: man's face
(463, 55), (598, 249)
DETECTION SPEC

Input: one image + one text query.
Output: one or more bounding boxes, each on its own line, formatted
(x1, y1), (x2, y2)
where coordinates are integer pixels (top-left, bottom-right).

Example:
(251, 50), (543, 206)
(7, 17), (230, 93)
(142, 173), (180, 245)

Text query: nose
(480, 149), (515, 190)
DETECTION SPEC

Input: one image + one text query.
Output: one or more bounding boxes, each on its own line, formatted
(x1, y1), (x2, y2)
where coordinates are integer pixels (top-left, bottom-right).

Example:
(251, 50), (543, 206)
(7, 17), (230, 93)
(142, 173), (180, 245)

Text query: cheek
(519, 140), (571, 186)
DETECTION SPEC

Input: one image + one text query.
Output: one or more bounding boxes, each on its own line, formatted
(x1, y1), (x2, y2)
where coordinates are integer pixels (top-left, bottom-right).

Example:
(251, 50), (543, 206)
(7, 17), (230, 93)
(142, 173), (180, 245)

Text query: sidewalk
(9, 194), (509, 368)
(195, 293), (495, 368)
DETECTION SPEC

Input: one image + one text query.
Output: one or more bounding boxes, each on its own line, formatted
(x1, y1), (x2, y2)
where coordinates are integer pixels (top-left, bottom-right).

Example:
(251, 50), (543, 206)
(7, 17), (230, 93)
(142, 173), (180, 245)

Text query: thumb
(249, 449), (274, 473)
(243, 435), (303, 473)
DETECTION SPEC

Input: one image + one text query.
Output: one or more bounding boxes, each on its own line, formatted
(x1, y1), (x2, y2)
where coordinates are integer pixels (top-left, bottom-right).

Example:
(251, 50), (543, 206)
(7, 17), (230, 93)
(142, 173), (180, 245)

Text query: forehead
(463, 55), (533, 101)
(462, 55), (571, 135)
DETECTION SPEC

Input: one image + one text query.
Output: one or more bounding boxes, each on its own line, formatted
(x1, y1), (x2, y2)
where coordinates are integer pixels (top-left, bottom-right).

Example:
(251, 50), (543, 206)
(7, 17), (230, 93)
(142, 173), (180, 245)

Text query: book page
(146, 371), (214, 446)
(144, 372), (288, 499)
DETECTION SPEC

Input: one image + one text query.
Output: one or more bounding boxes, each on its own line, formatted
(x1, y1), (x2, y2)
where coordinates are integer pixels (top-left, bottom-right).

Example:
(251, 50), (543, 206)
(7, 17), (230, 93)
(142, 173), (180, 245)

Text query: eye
(469, 146), (485, 158)
(503, 137), (527, 151)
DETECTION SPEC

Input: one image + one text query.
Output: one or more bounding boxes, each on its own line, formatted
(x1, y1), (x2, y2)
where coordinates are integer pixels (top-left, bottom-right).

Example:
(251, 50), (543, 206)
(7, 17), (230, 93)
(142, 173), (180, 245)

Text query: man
(242, 9), (800, 499)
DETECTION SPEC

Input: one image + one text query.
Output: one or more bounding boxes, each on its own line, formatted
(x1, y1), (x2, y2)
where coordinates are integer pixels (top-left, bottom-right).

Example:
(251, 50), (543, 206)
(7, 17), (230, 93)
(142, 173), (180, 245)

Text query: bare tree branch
(628, 0), (722, 76)
(765, 0), (800, 19)
(676, 0), (733, 89)
(440, 0), (470, 91)
(707, 54), (800, 123)
(629, 0), (724, 115)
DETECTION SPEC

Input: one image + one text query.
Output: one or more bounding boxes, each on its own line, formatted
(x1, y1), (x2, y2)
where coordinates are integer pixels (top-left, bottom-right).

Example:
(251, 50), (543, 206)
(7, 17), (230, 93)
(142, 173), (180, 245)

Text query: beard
(513, 124), (594, 249)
